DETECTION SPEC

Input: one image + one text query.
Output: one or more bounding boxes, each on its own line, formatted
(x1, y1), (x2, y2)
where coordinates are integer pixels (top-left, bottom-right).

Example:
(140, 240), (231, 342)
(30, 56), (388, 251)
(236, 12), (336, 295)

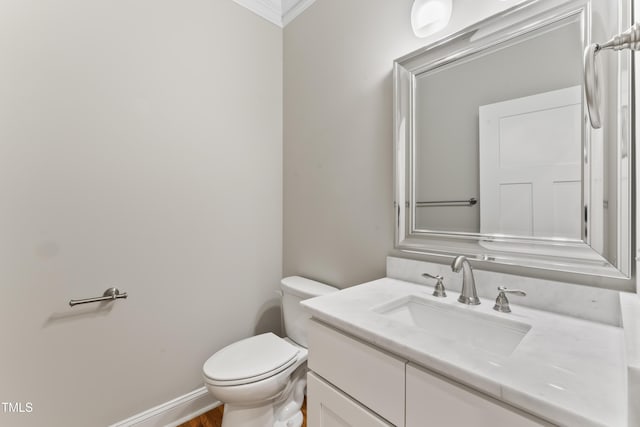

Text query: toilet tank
(281, 276), (337, 347)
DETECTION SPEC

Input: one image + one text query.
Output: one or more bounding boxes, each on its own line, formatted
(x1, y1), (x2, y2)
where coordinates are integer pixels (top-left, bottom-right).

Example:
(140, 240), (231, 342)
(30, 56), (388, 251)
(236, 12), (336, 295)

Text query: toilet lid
(203, 333), (299, 385)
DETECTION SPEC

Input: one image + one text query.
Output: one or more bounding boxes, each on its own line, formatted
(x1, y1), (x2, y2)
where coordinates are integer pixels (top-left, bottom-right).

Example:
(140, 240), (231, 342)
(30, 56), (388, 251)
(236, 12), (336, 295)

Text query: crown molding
(282, 0), (316, 26)
(232, 0), (316, 27)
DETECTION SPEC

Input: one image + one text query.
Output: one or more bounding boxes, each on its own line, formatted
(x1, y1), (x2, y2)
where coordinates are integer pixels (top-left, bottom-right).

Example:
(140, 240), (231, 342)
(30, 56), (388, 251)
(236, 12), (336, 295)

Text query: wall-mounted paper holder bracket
(69, 287), (128, 307)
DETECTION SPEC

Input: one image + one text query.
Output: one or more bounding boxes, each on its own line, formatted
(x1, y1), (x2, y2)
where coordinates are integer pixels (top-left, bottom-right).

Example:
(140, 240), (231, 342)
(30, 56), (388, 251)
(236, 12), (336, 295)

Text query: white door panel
(498, 183), (532, 236)
(479, 86), (582, 239)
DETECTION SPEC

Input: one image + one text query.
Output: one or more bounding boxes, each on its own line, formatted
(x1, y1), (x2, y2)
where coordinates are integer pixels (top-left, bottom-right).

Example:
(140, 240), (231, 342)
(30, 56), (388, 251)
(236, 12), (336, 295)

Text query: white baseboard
(109, 387), (221, 427)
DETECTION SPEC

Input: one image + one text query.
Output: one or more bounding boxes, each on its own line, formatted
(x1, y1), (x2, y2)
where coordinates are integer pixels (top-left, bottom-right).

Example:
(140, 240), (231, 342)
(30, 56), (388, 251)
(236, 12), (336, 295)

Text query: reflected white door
(479, 86), (582, 239)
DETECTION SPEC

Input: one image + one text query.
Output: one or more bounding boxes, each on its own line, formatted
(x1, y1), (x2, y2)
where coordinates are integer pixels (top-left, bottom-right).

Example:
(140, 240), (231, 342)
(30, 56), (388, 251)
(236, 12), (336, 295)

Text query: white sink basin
(373, 295), (531, 357)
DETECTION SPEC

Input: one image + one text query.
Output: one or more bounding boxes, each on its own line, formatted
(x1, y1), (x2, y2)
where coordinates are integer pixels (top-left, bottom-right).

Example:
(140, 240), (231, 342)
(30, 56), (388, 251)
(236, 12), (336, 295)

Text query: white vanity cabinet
(307, 372), (393, 427)
(405, 363), (551, 427)
(307, 319), (552, 427)
(307, 319), (405, 426)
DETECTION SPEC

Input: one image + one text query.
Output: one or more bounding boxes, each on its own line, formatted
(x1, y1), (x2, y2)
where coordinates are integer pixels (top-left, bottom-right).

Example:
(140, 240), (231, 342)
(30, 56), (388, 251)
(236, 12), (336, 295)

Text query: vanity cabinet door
(406, 364), (552, 427)
(307, 372), (393, 427)
(307, 320), (406, 426)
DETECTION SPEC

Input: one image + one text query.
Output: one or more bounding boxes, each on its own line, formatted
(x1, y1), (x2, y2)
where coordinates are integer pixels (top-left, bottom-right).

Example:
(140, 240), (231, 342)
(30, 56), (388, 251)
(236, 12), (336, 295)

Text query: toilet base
(220, 365), (306, 427)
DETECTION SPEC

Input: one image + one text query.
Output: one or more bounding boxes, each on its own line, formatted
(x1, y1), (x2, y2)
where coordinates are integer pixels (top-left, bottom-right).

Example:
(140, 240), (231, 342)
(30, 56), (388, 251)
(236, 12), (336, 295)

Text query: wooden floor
(178, 404), (224, 427)
(178, 399), (307, 427)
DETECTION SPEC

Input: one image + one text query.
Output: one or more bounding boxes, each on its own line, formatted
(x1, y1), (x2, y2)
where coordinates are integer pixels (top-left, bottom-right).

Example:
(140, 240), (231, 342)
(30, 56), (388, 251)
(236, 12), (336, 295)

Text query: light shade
(411, 0), (453, 37)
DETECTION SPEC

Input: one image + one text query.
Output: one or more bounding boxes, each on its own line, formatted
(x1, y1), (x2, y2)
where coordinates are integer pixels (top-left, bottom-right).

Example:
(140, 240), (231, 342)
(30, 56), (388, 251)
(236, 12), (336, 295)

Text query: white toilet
(202, 276), (337, 427)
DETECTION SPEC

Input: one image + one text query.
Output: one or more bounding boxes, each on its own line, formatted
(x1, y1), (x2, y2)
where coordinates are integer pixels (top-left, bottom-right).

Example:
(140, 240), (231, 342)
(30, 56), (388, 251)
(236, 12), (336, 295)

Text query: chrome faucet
(451, 255), (480, 305)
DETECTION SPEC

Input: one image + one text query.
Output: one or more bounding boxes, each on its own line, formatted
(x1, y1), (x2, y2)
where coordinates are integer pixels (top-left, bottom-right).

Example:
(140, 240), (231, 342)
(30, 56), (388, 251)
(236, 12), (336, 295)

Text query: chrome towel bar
(69, 287), (128, 307)
(416, 197), (477, 207)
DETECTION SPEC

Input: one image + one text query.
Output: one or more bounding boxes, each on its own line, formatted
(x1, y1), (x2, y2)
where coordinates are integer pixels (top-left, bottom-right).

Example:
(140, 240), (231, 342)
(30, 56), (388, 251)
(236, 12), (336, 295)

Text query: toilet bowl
(202, 276), (337, 427)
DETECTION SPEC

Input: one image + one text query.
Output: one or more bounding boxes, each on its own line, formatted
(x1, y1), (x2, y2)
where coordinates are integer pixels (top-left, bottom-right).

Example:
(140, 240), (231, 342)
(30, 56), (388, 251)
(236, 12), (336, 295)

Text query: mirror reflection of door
(478, 86), (582, 239)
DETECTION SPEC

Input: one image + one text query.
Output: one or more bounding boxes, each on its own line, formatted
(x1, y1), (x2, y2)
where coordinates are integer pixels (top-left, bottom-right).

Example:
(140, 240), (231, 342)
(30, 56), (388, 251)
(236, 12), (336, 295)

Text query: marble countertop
(302, 278), (627, 427)
(620, 292), (640, 426)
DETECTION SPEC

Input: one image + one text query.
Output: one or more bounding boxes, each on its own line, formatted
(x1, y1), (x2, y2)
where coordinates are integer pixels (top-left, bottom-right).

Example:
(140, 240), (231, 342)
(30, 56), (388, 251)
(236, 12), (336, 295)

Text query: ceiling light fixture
(411, 0), (453, 37)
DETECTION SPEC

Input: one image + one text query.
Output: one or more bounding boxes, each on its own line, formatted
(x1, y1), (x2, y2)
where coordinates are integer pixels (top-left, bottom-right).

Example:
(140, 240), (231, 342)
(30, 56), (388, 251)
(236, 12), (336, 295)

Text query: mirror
(394, 0), (632, 279)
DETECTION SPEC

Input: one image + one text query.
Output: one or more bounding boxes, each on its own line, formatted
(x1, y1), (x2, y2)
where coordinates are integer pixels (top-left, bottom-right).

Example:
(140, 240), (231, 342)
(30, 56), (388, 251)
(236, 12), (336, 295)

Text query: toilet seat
(203, 333), (300, 386)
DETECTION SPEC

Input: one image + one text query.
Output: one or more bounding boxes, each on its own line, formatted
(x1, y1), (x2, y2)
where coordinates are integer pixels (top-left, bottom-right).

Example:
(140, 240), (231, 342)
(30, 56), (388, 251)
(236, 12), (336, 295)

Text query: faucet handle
(422, 273), (447, 298)
(493, 286), (526, 313)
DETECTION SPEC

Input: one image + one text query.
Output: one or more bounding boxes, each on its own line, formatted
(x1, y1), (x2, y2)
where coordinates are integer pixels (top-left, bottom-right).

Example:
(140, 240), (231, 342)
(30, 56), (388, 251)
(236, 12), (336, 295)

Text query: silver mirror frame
(393, 0), (633, 279)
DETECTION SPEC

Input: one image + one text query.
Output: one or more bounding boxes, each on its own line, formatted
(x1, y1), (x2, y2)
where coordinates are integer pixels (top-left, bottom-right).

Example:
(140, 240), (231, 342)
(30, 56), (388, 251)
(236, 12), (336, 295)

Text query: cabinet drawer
(307, 372), (393, 427)
(307, 320), (405, 427)
(406, 363), (553, 427)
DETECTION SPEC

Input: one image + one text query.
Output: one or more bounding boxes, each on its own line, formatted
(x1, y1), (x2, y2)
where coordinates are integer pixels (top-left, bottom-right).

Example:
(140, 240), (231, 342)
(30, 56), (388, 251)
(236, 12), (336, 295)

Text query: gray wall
(0, 1), (282, 426)
(283, 0), (426, 287)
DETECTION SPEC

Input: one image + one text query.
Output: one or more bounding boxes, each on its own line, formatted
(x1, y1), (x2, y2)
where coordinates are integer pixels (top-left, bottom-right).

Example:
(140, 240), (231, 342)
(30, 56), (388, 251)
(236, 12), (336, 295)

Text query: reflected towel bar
(69, 287), (128, 307)
(416, 198), (477, 207)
